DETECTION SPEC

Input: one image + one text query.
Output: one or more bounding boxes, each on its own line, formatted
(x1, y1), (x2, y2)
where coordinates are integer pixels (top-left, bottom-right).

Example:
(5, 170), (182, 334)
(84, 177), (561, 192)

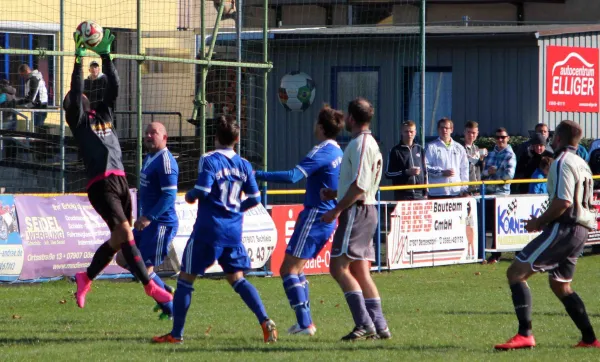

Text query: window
(0, 32), (55, 106)
(405, 68), (452, 137)
(351, 4), (393, 25)
(332, 66), (380, 139)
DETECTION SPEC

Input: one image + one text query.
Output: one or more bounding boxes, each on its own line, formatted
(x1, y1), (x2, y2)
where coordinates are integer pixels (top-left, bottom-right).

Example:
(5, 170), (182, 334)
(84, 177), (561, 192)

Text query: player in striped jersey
(116, 122), (178, 320)
(255, 105), (344, 336)
(495, 120), (600, 350)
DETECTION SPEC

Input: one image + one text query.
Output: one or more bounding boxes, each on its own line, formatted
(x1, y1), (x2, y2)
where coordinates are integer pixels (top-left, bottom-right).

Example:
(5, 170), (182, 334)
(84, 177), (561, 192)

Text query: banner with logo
(168, 196), (278, 274)
(387, 198), (478, 269)
(270, 205), (334, 276)
(14, 195), (129, 280)
(494, 195), (549, 251)
(545, 45), (599, 112)
(0, 196), (23, 282)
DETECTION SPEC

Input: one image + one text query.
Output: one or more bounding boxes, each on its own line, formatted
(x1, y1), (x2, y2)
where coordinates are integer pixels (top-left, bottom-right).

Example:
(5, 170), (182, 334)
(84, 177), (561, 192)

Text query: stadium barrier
(1, 176), (599, 283)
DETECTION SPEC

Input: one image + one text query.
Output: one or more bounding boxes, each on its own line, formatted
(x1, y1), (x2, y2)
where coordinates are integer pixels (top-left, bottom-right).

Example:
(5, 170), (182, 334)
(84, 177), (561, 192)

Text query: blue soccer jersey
(139, 147), (179, 225)
(296, 140), (343, 210)
(193, 148), (260, 247)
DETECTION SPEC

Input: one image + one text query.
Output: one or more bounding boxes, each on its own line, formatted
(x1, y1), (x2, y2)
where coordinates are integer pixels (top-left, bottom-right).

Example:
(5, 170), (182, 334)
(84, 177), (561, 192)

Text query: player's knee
(549, 278), (572, 298)
(115, 251), (127, 268)
(226, 272), (244, 286)
(178, 272), (196, 284)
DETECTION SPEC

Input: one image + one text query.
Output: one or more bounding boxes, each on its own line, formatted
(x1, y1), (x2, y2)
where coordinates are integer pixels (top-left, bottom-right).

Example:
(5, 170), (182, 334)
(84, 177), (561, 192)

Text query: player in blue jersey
(116, 122), (179, 320)
(152, 115), (277, 344)
(254, 105), (344, 336)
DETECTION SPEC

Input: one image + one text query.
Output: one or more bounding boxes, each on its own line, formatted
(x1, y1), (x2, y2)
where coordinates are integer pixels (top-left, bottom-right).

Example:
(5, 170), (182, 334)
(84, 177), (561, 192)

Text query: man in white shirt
(425, 118), (469, 198)
(321, 97), (389, 341)
(495, 120), (599, 350)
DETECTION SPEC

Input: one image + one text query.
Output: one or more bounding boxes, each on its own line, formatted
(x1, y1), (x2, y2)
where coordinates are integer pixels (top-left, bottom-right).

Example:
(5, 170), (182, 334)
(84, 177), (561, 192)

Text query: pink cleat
(75, 272), (92, 308)
(144, 280), (174, 304)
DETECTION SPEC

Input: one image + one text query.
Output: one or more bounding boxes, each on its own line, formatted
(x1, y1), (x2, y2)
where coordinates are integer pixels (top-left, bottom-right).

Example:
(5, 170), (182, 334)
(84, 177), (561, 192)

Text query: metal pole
(376, 190), (382, 272)
(199, 0), (206, 154)
(236, 0), (243, 155)
(419, 0), (426, 148)
(480, 183), (486, 262)
(136, 0), (143, 205)
(262, 0), (269, 206)
(59, 0), (65, 193)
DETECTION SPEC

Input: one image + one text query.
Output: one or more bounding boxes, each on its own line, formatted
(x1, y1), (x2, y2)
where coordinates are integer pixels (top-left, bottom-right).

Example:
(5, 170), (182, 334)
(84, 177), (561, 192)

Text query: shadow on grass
(0, 336), (147, 345)
(443, 310), (600, 318)
(168, 343), (465, 354)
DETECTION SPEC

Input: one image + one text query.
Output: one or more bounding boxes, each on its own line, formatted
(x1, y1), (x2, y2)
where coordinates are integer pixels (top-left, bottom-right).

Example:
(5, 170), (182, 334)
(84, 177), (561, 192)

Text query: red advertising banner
(270, 205), (334, 277)
(546, 45), (599, 112)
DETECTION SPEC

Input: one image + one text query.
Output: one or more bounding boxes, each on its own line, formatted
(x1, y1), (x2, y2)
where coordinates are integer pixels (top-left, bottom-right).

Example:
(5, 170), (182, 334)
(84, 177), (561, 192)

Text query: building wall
(525, 0), (600, 23)
(426, 4), (518, 23)
(261, 36), (539, 202)
(538, 32), (600, 139)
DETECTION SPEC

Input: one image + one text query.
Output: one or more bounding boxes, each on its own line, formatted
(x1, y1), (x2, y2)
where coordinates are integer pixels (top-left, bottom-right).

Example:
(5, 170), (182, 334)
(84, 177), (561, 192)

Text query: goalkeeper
(63, 29), (173, 310)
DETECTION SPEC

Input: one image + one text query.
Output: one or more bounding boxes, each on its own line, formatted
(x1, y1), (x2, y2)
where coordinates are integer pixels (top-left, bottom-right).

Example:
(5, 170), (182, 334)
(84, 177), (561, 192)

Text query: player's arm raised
(91, 29), (119, 108)
(65, 33), (87, 125)
(241, 162), (261, 212)
(254, 150), (321, 184)
(186, 155), (214, 204)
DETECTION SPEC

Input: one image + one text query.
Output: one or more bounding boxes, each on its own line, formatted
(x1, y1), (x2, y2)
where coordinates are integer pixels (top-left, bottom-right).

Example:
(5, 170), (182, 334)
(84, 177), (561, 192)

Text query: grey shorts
(516, 222), (588, 282)
(331, 204), (378, 261)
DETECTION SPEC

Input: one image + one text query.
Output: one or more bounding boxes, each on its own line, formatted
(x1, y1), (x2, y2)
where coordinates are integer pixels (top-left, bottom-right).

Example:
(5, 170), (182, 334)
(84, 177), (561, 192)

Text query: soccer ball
(212, 0), (236, 16)
(76, 21), (104, 49)
(278, 72), (316, 112)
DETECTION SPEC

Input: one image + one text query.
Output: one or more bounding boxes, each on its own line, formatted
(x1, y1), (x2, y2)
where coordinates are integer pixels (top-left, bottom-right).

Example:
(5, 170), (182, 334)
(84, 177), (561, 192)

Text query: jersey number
(219, 180), (243, 211)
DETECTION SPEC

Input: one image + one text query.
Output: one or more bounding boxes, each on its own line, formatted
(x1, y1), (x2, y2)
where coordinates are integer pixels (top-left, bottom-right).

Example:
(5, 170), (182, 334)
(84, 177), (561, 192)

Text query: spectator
(516, 123), (552, 164)
(385, 120), (426, 200)
(84, 60), (108, 110)
(462, 121), (486, 195)
(482, 127), (517, 264)
(425, 118), (469, 199)
(0, 79), (17, 130)
(16, 64), (49, 130)
(514, 133), (553, 194)
(529, 156), (553, 194)
(577, 144), (590, 162)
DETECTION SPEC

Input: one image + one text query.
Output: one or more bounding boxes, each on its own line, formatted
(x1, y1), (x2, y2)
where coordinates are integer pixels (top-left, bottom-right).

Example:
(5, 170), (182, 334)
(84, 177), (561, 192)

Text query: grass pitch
(1, 257), (600, 361)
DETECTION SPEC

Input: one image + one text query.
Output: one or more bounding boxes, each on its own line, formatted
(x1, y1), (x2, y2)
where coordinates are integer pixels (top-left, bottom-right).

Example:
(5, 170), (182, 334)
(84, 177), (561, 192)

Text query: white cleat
(287, 323), (317, 336)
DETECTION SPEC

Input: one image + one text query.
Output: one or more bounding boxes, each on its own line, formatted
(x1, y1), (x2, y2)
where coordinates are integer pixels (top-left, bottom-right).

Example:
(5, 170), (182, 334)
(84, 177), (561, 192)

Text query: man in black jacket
(515, 133), (553, 194)
(385, 120), (426, 200)
(64, 29), (173, 311)
(84, 60), (108, 110)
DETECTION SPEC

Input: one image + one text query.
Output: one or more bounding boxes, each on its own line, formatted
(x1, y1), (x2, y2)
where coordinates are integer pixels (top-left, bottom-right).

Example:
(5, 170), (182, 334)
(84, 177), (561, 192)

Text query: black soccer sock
(86, 241), (116, 280)
(561, 292), (597, 343)
(510, 282), (533, 336)
(120, 240), (150, 285)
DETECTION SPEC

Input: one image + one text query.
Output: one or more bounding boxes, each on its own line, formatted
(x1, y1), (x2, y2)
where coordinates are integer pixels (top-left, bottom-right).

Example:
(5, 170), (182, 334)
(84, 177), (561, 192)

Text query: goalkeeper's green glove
(91, 29), (115, 55)
(73, 32), (86, 61)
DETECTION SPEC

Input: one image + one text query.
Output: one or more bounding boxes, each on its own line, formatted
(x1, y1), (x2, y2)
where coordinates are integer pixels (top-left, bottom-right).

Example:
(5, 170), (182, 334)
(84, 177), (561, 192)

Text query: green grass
(2, 257), (600, 361)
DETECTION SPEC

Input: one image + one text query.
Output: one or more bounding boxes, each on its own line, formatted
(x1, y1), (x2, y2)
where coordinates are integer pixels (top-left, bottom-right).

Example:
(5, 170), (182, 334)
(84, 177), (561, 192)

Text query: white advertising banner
(387, 198), (478, 269)
(168, 196), (277, 274)
(494, 195), (550, 251)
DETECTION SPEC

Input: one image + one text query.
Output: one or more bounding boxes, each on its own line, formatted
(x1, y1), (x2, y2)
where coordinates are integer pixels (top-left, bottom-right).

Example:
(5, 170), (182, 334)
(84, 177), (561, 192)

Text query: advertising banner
(546, 45), (599, 112)
(494, 195), (549, 251)
(270, 205), (334, 277)
(387, 198), (478, 269)
(15, 195), (127, 280)
(169, 196), (278, 274)
(0, 195), (23, 282)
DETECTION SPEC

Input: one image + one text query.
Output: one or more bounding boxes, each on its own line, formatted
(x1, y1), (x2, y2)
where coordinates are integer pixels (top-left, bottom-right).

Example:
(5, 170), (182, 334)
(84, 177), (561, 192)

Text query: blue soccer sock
(298, 272), (310, 303)
(232, 278), (269, 324)
(170, 278), (194, 339)
(149, 272), (173, 314)
(283, 274), (312, 329)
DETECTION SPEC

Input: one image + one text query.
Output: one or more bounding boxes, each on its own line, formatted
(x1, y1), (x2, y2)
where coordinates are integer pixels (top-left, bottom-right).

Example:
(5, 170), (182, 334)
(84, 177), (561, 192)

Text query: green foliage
(2, 258), (600, 360)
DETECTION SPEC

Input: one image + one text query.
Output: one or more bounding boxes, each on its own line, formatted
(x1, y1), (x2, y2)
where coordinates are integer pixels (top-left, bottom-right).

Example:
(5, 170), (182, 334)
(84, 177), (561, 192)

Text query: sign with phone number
(170, 196), (277, 274)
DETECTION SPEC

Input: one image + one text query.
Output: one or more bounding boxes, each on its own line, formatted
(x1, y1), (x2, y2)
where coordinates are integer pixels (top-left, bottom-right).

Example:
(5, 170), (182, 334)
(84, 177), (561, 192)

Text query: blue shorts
(134, 223), (178, 267)
(287, 208), (336, 260)
(181, 234), (250, 275)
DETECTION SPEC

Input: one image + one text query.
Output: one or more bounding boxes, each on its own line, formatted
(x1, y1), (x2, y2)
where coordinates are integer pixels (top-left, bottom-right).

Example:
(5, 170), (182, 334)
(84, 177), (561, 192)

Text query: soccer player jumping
(495, 120), (600, 350)
(116, 122), (179, 320)
(152, 116), (277, 344)
(254, 105), (344, 336)
(64, 30), (173, 308)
